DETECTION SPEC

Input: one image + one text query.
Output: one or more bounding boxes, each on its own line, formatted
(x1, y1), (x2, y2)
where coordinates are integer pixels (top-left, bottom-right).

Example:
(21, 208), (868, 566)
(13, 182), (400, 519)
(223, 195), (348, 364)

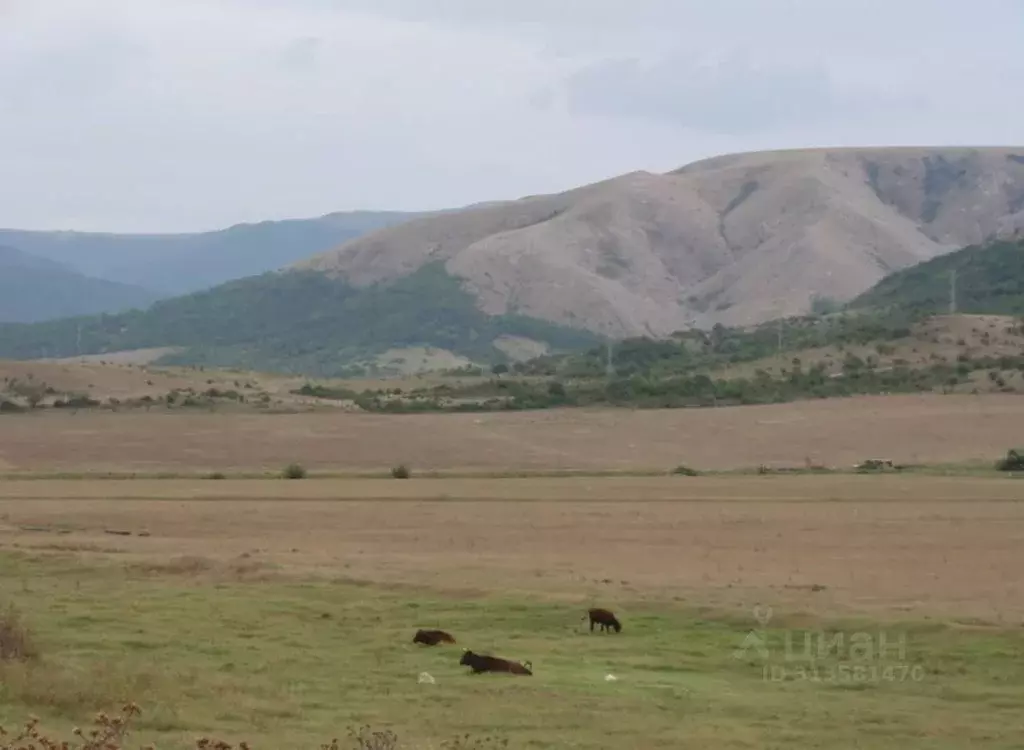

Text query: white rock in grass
(604, 673), (618, 682)
(418, 672), (436, 684)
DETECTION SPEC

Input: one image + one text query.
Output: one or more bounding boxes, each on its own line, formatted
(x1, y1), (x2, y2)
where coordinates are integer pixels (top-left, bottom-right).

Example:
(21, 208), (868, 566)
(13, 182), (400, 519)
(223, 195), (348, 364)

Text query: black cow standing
(584, 607), (622, 633)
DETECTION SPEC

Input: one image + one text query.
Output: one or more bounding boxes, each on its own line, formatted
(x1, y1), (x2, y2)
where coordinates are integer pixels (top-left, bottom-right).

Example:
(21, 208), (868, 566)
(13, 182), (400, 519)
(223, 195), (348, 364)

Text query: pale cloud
(1, 0), (1021, 231)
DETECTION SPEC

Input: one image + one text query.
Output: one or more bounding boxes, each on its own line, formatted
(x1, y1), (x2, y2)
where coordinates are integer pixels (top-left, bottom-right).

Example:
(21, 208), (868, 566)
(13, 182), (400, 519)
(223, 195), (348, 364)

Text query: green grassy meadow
(0, 551), (1022, 749)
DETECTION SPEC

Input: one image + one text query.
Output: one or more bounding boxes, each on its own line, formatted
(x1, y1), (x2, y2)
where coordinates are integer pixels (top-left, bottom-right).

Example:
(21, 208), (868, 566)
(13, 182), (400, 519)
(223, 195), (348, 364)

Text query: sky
(2, 0), (1022, 232)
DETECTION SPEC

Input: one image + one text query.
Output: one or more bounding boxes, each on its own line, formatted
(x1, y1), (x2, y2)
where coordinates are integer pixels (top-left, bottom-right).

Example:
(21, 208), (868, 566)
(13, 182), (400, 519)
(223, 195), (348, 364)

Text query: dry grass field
(2, 393), (1024, 475)
(2, 475), (1023, 621)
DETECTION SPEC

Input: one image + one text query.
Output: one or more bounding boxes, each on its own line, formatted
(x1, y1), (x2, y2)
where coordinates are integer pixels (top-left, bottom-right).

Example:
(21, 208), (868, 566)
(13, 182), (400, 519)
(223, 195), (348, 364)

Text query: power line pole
(949, 269), (957, 315)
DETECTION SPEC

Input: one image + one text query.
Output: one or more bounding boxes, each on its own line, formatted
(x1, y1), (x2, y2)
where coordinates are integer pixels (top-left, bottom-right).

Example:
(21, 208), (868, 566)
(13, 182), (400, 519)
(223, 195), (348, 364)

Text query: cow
(459, 649), (532, 675)
(583, 607), (622, 633)
(412, 629), (456, 646)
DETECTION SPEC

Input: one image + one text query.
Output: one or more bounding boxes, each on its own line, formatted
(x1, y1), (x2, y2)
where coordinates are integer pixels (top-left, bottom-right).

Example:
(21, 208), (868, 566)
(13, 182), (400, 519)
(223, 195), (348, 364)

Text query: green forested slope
(0, 263), (598, 375)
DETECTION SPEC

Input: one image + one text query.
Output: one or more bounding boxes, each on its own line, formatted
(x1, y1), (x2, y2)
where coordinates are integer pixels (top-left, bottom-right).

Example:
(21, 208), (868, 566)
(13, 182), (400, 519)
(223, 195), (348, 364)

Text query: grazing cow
(412, 629), (456, 646)
(459, 649), (532, 675)
(584, 607), (622, 633)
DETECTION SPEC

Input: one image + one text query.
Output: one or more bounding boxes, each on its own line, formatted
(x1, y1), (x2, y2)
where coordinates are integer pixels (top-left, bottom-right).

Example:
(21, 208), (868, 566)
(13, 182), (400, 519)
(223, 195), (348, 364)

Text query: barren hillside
(297, 147), (1024, 337)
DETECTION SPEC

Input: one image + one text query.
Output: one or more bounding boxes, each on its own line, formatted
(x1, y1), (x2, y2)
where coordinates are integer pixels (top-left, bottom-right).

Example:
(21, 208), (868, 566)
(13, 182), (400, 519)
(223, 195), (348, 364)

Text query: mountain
(296, 146), (1024, 337)
(2, 146), (1023, 375)
(849, 235), (1024, 317)
(0, 210), (423, 295)
(0, 245), (160, 323)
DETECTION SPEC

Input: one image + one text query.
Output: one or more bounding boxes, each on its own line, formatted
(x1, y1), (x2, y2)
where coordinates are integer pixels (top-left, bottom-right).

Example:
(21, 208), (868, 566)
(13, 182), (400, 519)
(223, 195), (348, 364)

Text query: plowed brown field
(2, 393), (1023, 473)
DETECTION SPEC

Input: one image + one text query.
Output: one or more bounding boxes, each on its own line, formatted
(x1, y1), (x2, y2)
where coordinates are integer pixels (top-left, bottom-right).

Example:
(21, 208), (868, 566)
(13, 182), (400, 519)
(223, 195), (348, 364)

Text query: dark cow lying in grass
(584, 607), (622, 633)
(459, 649), (532, 675)
(413, 629), (456, 646)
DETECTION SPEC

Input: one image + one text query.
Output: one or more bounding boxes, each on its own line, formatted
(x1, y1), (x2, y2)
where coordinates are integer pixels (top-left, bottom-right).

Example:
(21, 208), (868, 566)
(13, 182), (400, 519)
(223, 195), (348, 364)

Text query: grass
(0, 552), (1022, 749)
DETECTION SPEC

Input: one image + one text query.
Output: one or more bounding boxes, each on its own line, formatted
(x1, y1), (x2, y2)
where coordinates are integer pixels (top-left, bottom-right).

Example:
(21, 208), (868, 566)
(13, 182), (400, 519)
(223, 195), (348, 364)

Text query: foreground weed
(1, 705), (507, 750)
(0, 703), (140, 750)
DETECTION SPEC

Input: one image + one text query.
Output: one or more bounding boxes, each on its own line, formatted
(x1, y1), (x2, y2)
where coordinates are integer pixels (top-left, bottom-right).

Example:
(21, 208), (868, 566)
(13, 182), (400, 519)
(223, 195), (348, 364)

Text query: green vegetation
(0, 264), (599, 376)
(995, 449), (1024, 472)
(294, 346), (1024, 414)
(1, 553), (1022, 749)
(850, 236), (1024, 316)
(282, 463), (308, 480)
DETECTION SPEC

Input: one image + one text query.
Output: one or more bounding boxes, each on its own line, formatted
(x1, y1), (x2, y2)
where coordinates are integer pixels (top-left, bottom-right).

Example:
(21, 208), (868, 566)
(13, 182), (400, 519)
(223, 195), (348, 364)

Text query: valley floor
(1, 396), (1023, 748)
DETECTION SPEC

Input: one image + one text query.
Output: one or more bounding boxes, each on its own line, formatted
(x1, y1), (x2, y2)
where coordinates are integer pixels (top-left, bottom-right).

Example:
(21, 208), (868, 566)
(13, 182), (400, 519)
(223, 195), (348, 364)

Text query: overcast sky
(2, 0), (1022, 232)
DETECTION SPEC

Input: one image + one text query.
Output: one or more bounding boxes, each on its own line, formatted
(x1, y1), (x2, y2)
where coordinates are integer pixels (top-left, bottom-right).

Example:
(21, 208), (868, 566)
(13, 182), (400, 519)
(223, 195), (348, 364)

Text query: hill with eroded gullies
(298, 147), (1024, 337)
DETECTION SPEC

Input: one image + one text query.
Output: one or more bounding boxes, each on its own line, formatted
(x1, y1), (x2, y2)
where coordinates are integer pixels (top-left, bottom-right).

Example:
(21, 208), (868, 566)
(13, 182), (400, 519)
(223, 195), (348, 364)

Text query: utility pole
(777, 318), (783, 355)
(605, 339), (614, 378)
(949, 269), (957, 315)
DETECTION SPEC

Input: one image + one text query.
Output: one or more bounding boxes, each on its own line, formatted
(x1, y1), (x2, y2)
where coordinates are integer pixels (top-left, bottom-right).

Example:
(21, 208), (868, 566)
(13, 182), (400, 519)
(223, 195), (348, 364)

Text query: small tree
(282, 463), (307, 479)
(491, 363), (509, 377)
(996, 449), (1024, 472)
(391, 464), (411, 479)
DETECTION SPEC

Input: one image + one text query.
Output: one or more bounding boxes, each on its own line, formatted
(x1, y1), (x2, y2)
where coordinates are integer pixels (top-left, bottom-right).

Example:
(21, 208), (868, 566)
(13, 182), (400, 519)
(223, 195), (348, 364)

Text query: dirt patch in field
(1, 475), (1021, 622)
(1, 394), (1022, 473)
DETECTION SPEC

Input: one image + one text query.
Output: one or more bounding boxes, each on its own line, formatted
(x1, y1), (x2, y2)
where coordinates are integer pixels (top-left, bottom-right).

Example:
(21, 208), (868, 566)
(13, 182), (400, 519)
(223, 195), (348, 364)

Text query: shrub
(391, 464), (411, 479)
(672, 464), (700, 477)
(0, 604), (37, 662)
(282, 463), (307, 480)
(995, 449), (1024, 472)
(206, 471), (227, 480)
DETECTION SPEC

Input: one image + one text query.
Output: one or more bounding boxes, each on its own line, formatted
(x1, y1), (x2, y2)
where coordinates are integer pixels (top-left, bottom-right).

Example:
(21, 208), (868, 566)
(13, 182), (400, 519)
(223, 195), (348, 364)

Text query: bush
(0, 604), (37, 662)
(672, 464), (700, 477)
(391, 464), (411, 479)
(206, 471), (227, 480)
(282, 463), (307, 480)
(995, 449), (1024, 472)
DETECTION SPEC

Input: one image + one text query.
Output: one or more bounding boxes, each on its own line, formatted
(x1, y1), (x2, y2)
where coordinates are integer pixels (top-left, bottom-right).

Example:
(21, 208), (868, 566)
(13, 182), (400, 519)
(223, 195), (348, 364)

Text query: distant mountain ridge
(0, 244), (160, 323)
(0, 210), (424, 295)
(297, 146), (1024, 337)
